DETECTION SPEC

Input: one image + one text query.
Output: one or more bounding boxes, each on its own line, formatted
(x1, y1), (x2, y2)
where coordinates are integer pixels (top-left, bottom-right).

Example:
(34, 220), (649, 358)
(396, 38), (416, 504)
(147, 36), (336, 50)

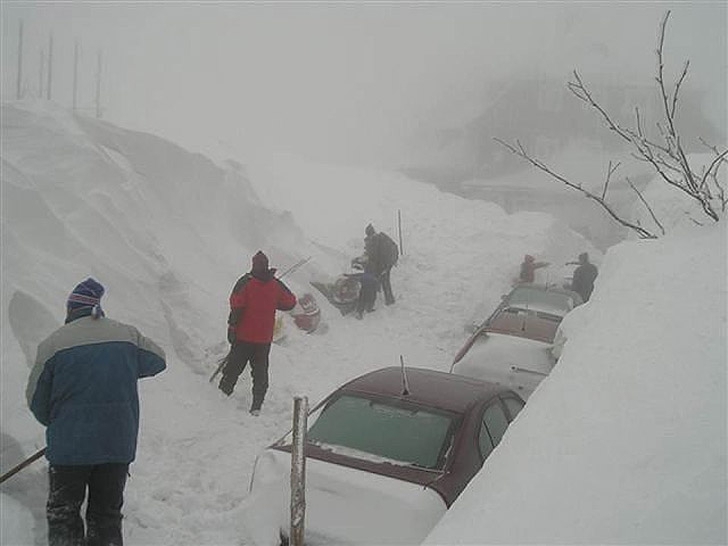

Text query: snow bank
(1, 101), (594, 545)
(426, 222), (727, 545)
(9, 100), (723, 545)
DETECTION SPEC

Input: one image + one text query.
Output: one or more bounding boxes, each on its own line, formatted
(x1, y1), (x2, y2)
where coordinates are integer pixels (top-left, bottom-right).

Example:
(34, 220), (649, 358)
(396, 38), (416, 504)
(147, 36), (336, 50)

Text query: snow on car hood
(248, 448), (447, 545)
(452, 332), (555, 399)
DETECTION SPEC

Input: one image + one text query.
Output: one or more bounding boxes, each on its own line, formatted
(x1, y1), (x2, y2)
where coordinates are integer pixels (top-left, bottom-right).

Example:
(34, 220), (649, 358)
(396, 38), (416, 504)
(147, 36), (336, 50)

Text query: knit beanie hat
(252, 251), (269, 274)
(67, 277), (105, 318)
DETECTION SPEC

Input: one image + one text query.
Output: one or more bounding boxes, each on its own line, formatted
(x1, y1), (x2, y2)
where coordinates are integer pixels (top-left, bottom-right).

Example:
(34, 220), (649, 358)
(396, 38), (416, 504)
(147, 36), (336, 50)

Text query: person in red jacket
(219, 251), (297, 415)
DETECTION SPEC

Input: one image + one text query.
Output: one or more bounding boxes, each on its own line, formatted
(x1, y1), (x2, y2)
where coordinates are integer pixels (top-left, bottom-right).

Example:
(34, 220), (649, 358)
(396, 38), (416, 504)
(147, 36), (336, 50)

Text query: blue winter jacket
(26, 312), (166, 465)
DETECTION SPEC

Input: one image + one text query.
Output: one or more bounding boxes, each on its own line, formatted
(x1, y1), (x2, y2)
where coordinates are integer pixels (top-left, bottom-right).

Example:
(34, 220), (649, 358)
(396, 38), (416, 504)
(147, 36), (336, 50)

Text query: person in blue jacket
(26, 278), (166, 546)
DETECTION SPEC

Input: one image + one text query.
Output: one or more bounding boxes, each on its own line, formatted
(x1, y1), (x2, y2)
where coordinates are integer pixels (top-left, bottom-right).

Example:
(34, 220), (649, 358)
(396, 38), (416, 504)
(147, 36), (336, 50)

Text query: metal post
(397, 209), (404, 256)
(95, 49), (102, 118)
(39, 49), (45, 98)
(16, 20), (23, 99)
(72, 40), (79, 111)
(46, 33), (53, 100)
(290, 396), (308, 546)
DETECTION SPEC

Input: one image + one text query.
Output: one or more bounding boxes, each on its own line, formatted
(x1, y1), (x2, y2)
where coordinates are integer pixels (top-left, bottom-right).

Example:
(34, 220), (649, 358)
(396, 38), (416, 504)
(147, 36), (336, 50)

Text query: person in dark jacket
(219, 251), (297, 414)
(352, 254), (379, 320)
(26, 278), (166, 546)
(363, 223), (398, 306)
(519, 254), (550, 284)
(571, 252), (599, 302)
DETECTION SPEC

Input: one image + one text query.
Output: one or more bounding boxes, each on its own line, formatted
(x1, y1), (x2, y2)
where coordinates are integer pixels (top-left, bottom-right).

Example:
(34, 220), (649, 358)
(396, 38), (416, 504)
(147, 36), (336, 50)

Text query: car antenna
(399, 355), (410, 396)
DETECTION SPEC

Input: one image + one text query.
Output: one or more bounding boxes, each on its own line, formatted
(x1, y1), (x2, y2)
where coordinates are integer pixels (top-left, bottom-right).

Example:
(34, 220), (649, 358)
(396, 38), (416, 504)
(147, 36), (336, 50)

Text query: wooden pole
(16, 20), (23, 99)
(39, 49), (45, 98)
(397, 209), (404, 256)
(46, 33), (53, 100)
(72, 40), (79, 111)
(290, 396), (308, 546)
(95, 49), (102, 118)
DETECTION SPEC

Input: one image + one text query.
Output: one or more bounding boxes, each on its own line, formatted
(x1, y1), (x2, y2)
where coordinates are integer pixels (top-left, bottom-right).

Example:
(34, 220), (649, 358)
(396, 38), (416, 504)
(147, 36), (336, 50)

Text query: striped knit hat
(67, 277), (105, 318)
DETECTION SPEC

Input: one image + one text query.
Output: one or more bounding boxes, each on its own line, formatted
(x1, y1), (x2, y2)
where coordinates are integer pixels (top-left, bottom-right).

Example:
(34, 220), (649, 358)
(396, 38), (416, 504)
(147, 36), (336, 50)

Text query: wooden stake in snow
(16, 20), (23, 100)
(290, 396), (308, 546)
(397, 209), (404, 256)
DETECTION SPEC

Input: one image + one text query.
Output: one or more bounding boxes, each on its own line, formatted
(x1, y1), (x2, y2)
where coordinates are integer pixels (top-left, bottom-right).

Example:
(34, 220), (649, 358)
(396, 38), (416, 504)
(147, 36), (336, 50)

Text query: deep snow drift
(1, 101), (725, 545)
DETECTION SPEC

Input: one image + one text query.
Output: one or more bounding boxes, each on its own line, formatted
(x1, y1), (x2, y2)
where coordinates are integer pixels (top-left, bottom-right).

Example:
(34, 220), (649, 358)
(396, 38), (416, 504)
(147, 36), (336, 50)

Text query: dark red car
(248, 367), (525, 545)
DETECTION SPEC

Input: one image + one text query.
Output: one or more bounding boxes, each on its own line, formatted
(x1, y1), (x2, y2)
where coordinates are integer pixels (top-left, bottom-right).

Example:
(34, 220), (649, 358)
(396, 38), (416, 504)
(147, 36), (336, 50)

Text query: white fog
(1, 2), (726, 546)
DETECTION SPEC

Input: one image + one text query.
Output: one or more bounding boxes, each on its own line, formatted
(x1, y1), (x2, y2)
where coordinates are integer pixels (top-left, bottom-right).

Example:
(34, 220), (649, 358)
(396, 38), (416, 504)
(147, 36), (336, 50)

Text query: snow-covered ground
(1, 101), (725, 545)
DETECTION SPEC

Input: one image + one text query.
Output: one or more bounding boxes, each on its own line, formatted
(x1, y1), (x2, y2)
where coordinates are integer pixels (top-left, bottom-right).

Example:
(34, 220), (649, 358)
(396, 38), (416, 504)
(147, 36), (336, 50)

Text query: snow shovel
(0, 447), (46, 484)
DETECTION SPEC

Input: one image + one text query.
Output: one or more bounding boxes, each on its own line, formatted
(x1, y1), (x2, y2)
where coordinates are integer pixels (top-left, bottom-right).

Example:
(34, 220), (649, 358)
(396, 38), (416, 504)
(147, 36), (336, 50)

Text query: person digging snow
(27, 277), (166, 546)
(363, 223), (399, 307)
(218, 251), (296, 415)
(518, 254), (550, 284)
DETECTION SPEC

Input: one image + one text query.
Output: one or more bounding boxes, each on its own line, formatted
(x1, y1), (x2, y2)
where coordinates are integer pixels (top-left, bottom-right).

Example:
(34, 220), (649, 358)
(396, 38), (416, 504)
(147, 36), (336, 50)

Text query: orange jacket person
(519, 254), (550, 283)
(219, 251), (296, 415)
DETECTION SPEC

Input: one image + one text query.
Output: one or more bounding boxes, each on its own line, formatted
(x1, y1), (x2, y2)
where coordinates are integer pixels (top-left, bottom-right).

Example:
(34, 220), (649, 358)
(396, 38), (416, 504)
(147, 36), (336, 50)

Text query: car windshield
(307, 394), (455, 470)
(508, 287), (574, 314)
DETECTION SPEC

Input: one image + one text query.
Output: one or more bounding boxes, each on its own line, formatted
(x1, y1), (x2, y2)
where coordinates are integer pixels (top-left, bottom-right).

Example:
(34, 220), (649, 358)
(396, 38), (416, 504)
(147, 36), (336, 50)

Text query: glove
(227, 326), (236, 345)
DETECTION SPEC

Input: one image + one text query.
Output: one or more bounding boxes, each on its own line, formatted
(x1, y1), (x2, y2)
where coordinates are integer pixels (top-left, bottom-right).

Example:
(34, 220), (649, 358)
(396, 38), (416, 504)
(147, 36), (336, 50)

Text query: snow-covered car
(248, 366), (525, 545)
(492, 283), (583, 322)
(451, 305), (559, 398)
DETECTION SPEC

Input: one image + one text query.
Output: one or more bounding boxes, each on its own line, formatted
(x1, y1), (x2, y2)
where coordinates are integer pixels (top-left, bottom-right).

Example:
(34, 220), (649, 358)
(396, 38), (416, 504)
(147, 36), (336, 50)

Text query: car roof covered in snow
(486, 306), (560, 343)
(335, 366), (508, 414)
(502, 283), (583, 317)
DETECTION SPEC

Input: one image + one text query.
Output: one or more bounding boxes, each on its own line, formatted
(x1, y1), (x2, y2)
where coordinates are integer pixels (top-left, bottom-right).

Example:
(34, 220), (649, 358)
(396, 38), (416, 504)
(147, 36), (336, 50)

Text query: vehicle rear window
(307, 394), (455, 470)
(508, 287), (574, 313)
(503, 396), (525, 420)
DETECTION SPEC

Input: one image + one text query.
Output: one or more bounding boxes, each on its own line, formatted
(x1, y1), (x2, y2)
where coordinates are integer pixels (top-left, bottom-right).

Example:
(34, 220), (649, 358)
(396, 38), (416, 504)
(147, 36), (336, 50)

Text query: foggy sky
(2, 2), (726, 166)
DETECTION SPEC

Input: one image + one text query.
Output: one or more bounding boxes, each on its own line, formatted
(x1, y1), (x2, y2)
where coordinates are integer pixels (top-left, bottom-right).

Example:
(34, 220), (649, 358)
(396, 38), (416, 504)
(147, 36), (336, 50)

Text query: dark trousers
(355, 273), (378, 317)
(47, 463), (128, 546)
(218, 341), (271, 409)
(380, 267), (395, 305)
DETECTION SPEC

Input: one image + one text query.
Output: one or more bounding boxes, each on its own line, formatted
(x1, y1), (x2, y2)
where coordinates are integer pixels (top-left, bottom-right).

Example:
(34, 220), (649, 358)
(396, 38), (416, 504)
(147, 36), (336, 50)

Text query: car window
(482, 402), (509, 448)
(502, 396), (525, 420)
(307, 394), (455, 470)
(478, 422), (494, 460)
(508, 287), (573, 314)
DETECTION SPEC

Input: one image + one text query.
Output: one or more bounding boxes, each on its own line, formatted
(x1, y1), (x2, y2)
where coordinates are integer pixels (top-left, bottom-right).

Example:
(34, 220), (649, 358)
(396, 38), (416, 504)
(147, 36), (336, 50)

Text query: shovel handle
(0, 447), (46, 484)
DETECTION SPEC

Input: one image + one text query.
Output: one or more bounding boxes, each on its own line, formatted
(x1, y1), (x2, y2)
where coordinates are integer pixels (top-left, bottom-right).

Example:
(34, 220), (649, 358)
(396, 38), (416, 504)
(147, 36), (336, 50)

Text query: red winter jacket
(228, 272), (297, 344)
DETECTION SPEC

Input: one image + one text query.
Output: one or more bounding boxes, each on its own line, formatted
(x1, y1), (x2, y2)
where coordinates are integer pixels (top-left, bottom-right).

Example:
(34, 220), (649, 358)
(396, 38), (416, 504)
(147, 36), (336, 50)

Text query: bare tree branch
(671, 61), (689, 119)
(698, 141), (728, 211)
(602, 161), (620, 200)
(494, 138), (658, 239)
(626, 176), (665, 235)
(654, 11), (719, 221)
(496, 9), (725, 237)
